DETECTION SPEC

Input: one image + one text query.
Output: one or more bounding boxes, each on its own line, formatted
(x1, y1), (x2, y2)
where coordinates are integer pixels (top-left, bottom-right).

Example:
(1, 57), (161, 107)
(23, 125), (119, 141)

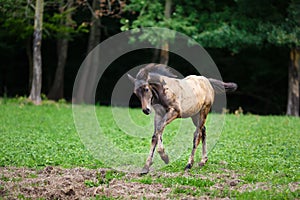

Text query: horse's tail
(208, 78), (238, 94)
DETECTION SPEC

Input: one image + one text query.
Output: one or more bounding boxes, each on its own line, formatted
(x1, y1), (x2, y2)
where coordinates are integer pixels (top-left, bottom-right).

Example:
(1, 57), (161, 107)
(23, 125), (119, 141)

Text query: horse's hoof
(184, 163), (192, 171)
(161, 154), (169, 164)
(199, 158), (208, 167)
(141, 167), (149, 175)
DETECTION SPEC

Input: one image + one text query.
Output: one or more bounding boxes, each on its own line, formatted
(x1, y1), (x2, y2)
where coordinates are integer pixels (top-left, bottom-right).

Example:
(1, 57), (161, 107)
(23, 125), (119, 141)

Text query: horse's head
(128, 74), (153, 115)
(127, 64), (174, 115)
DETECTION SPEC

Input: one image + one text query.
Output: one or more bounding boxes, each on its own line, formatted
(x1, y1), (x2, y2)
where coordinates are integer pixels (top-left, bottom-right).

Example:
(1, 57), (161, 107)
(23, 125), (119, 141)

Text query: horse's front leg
(156, 124), (169, 165)
(141, 133), (158, 174)
(141, 108), (178, 174)
(141, 112), (161, 174)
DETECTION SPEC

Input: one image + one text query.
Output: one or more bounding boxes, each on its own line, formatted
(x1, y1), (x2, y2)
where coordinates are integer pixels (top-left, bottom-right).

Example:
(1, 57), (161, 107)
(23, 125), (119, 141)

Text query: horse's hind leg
(198, 106), (210, 167)
(199, 126), (208, 166)
(185, 107), (209, 171)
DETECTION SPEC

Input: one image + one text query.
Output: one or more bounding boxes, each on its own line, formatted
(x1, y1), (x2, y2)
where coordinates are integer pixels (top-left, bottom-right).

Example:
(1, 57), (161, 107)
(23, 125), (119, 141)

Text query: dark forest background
(0, 0), (299, 115)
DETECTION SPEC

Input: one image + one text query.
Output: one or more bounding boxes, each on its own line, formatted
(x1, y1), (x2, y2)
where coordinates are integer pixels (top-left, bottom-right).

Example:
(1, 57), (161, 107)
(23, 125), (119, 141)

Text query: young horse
(128, 64), (237, 174)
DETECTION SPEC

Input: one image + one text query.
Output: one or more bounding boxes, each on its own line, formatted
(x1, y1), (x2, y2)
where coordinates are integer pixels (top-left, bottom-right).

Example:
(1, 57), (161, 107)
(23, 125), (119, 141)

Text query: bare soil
(0, 167), (298, 199)
(0, 167), (174, 199)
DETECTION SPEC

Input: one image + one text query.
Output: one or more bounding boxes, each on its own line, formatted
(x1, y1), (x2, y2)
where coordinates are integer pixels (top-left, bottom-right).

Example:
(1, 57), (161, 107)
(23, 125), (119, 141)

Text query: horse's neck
(150, 82), (164, 104)
(148, 74), (165, 106)
(149, 74), (179, 110)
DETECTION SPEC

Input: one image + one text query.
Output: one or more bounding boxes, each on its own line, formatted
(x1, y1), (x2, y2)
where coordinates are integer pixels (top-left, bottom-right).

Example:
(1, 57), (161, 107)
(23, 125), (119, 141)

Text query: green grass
(0, 100), (102, 168)
(216, 115), (299, 183)
(0, 98), (299, 199)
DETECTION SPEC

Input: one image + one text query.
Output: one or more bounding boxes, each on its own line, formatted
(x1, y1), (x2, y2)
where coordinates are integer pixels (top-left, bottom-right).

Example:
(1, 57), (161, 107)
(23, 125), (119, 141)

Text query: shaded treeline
(0, 42), (288, 115)
(0, 0), (298, 115)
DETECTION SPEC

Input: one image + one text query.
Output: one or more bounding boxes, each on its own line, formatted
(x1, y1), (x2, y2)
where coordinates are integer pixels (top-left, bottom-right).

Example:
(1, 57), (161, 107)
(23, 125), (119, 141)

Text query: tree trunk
(73, 0), (102, 104)
(29, 0), (44, 105)
(286, 47), (300, 116)
(77, 0), (101, 103)
(48, 0), (73, 100)
(159, 0), (172, 65)
(87, 0), (101, 53)
(48, 39), (68, 100)
(26, 37), (33, 92)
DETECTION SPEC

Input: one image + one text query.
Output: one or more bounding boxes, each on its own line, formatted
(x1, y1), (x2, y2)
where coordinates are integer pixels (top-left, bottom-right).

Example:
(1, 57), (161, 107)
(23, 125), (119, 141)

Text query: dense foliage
(0, 0), (299, 114)
(121, 0), (299, 52)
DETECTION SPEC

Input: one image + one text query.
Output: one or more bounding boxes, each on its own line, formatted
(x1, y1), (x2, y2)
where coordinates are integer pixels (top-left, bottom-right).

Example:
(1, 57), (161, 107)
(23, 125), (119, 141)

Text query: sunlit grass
(0, 98), (299, 199)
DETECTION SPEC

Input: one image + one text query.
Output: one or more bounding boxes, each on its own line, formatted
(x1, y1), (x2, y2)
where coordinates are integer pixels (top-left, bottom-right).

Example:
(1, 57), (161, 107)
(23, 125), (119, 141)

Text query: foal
(128, 64), (237, 174)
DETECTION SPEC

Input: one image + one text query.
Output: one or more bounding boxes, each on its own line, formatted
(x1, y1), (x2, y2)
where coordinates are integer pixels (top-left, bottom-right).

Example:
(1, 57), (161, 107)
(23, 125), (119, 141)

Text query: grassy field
(0, 98), (299, 199)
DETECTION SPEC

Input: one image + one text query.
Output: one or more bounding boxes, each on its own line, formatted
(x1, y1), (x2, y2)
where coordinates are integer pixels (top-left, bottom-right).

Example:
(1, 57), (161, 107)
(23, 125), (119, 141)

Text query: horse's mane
(136, 63), (177, 80)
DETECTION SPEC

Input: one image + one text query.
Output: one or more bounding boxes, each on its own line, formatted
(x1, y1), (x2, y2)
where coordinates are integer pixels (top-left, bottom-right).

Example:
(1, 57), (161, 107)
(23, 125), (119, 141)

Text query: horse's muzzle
(143, 108), (151, 115)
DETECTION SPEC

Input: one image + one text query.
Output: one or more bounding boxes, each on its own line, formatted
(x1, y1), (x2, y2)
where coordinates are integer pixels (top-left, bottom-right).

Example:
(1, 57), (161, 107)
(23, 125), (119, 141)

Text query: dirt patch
(237, 182), (271, 193)
(1, 166), (101, 199)
(0, 167), (297, 199)
(209, 168), (245, 192)
(97, 180), (171, 199)
(0, 167), (240, 199)
(289, 182), (299, 192)
(0, 167), (175, 199)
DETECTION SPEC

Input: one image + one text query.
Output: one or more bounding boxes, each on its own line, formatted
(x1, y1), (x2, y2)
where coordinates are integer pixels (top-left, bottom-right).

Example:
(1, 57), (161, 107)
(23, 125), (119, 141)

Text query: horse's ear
(127, 74), (136, 84)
